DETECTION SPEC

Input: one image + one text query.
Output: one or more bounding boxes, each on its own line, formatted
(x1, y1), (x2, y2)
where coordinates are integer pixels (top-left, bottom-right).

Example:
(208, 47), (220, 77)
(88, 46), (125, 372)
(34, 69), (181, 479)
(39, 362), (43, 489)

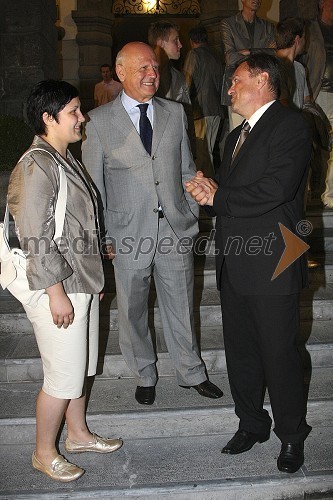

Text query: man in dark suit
(185, 53), (312, 474)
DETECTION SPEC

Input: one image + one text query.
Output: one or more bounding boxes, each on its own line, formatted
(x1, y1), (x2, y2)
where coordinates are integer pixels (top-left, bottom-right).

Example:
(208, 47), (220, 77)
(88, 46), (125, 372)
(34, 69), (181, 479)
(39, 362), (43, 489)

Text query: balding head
(115, 42), (160, 103)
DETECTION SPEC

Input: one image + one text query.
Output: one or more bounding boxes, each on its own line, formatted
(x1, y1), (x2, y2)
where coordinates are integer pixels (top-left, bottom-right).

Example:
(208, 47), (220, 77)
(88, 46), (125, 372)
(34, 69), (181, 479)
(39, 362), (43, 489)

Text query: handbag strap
(3, 147), (68, 243)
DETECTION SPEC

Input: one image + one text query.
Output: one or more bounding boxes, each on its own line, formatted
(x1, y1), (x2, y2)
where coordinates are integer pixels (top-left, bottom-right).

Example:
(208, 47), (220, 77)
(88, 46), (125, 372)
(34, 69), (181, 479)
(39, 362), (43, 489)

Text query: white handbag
(0, 148), (67, 308)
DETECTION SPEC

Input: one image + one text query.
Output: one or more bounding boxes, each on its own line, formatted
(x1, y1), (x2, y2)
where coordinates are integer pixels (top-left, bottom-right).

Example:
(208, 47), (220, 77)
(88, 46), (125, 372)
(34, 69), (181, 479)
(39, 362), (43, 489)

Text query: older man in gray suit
(82, 42), (223, 405)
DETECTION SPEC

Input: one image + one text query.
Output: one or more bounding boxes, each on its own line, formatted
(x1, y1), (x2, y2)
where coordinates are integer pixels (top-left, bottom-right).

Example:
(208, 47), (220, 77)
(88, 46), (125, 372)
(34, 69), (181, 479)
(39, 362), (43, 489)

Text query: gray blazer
(8, 136), (104, 294)
(82, 94), (199, 270)
(221, 12), (276, 104)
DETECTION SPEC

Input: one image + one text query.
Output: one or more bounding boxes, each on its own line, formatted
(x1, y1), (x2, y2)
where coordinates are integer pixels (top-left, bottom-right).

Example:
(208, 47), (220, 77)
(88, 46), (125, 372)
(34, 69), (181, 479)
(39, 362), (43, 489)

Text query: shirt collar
(121, 91), (153, 114)
(247, 100), (276, 130)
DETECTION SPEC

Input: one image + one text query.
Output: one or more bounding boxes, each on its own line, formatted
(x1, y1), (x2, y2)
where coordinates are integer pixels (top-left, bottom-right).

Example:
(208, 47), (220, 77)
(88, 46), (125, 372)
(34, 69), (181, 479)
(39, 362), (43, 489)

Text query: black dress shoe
(135, 386), (155, 405)
(222, 429), (270, 454)
(180, 380), (223, 399)
(277, 443), (304, 473)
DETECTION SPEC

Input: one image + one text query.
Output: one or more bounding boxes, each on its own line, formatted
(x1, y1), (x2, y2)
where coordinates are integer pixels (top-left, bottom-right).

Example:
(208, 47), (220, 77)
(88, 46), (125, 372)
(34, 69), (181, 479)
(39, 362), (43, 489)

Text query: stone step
(1, 277), (333, 337)
(306, 205), (333, 229)
(1, 368), (332, 438)
(308, 228), (333, 252)
(0, 372), (332, 499)
(1, 438), (333, 499)
(1, 320), (332, 383)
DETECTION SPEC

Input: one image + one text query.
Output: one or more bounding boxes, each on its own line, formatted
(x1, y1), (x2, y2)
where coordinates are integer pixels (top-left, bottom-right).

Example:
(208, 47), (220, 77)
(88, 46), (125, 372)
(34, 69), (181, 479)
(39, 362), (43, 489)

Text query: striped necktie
(231, 121), (251, 162)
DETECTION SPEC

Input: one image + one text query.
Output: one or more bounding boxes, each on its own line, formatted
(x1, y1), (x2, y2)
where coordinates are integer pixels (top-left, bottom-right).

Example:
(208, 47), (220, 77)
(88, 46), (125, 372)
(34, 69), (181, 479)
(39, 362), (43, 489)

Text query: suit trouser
(114, 217), (206, 387)
(220, 266), (311, 444)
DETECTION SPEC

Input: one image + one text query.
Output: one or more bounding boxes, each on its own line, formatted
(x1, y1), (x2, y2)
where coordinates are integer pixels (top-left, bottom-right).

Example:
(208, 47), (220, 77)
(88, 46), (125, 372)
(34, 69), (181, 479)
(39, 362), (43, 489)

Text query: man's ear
(257, 71), (269, 89)
(157, 38), (164, 49)
(116, 64), (125, 83)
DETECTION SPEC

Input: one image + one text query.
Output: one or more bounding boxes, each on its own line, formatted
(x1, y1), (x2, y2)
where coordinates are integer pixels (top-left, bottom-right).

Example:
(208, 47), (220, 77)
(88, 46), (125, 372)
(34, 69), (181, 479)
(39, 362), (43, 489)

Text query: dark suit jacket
(183, 45), (225, 119)
(212, 101), (312, 295)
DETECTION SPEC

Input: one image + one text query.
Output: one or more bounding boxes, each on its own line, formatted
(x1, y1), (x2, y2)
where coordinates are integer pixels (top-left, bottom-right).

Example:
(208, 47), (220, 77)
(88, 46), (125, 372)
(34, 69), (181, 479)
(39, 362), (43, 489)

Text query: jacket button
(155, 181), (159, 185)
(153, 208), (158, 213)
(152, 155), (156, 160)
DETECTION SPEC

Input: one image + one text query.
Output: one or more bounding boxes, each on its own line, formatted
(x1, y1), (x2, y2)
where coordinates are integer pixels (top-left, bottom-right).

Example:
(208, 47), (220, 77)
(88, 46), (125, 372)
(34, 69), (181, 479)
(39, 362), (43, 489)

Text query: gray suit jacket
(82, 94), (199, 270)
(221, 12), (275, 104)
(8, 135), (104, 294)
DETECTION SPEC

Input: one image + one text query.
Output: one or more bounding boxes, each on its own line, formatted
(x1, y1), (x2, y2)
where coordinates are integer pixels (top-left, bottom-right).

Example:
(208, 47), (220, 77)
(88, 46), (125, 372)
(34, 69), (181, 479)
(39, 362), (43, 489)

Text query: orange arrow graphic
(271, 223), (310, 281)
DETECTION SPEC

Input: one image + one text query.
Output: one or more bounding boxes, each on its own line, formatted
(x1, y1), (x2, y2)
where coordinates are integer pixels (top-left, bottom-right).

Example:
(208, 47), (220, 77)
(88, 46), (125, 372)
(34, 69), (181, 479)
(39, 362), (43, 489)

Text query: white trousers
(24, 293), (99, 399)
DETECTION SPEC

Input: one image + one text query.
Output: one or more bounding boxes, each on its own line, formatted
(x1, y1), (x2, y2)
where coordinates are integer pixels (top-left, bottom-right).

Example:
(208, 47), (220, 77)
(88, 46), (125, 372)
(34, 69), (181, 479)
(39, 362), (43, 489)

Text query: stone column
(200, 0), (239, 56)
(280, 0), (318, 20)
(0, 0), (58, 118)
(72, 0), (115, 112)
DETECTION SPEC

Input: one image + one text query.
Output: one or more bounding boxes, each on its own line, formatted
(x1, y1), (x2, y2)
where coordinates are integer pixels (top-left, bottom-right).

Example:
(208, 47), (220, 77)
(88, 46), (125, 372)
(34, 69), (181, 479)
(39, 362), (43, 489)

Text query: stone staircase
(0, 203), (333, 499)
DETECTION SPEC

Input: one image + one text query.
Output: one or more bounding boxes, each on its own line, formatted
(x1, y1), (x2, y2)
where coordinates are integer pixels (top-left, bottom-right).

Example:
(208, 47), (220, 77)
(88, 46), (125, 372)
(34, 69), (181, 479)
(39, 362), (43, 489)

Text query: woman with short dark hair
(7, 80), (122, 482)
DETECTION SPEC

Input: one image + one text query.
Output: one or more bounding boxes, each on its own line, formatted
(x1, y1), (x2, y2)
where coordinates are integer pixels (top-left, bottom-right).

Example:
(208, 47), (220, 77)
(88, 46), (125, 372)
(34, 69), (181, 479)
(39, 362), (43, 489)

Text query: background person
(94, 64), (123, 107)
(275, 17), (327, 271)
(275, 17), (310, 109)
(303, 0), (333, 208)
(220, 0), (276, 130)
(183, 25), (225, 177)
(82, 42), (223, 406)
(148, 21), (197, 158)
(7, 80), (122, 482)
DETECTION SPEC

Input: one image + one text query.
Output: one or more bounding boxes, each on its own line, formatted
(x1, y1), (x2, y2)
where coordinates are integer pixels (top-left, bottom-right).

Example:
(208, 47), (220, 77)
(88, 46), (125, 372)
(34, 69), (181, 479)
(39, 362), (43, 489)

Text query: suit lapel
(151, 97), (171, 154)
(227, 101), (282, 176)
(110, 96), (149, 154)
(235, 12), (250, 45)
(110, 96), (171, 157)
(253, 16), (264, 48)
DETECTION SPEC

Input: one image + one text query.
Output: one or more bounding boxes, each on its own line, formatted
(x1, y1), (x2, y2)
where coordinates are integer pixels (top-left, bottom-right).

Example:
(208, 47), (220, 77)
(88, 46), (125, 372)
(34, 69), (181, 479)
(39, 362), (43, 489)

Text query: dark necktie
(231, 121), (251, 162)
(137, 103), (152, 155)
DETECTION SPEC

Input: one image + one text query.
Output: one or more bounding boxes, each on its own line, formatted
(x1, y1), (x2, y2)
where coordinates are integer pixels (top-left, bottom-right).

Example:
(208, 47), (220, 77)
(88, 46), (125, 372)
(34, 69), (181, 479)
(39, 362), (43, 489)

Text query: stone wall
(280, 0), (318, 20)
(72, 0), (114, 113)
(0, 0), (58, 119)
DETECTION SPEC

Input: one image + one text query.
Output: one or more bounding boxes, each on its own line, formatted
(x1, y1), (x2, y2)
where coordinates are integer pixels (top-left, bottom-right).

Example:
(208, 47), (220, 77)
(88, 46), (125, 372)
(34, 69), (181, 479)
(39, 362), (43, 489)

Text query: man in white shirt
(82, 42), (223, 406)
(186, 53), (312, 474)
